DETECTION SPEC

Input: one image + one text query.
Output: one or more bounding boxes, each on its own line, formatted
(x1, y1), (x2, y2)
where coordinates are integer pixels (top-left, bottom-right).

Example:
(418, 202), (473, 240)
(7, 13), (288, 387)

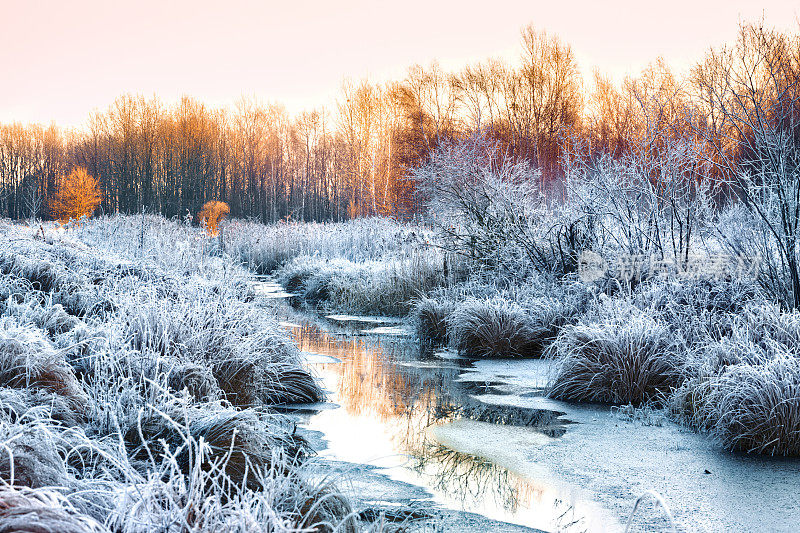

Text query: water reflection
(288, 322), (601, 532)
(414, 442), (542, 513)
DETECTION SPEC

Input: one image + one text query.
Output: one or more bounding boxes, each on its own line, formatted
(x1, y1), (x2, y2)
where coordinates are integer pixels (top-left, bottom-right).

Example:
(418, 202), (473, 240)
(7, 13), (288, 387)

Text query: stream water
(280, 315), (612, 532)
(255, 280), (800, 532)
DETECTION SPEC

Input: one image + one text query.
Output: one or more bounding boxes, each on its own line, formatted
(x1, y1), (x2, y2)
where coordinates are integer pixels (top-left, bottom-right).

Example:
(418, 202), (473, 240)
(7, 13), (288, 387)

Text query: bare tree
(693, 24), (800, 307)
(21, 174), (43, 221)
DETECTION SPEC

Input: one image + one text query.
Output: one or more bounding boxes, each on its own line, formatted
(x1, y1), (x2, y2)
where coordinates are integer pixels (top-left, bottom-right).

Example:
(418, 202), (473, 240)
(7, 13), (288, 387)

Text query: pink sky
(1, 0), (798, 128)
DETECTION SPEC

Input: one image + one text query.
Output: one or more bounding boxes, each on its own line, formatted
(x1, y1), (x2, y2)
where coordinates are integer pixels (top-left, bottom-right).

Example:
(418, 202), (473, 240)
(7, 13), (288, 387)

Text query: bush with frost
(0, 318), (89, 416)
(2, 297), (80, 338)
(448, 295), (577, 358)
(412, 133), (596, 277)
(547, 300), (683, 405)
(689, 352), (800, 456)
(325, 252), (445, 316)
(0, 487), (109, 533)
(633, 276), (762, 346)
(123, 406), (307, 491)
(115, 283), (322, 406)
(0, 423), (69, 489)
(227, 216), (431, 275)
(0, 388), (84, 427)
(0, 250), (81, 294)
(212, 356), (323, 407)
(672, 304), (800, 455)
(278, 251), (447, 316)
(411, 297), (455, 349)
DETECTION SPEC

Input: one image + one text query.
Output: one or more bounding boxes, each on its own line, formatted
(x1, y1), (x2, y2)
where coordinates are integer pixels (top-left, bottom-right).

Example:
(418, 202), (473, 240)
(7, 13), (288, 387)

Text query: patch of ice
(459, 358), (552, 390)
(395, 360), (462, 370)
(472, 393), (572, 415)
(363, 501), (405, 507)
(261, 292), (295, 299)
(433, 349), (468, 360)
(431, 419), (555, 458)
(302, 352), (342, 364)
(253, 281), (295, 299)
(325, 314), (402, 326)
(361, 326), (410, 336)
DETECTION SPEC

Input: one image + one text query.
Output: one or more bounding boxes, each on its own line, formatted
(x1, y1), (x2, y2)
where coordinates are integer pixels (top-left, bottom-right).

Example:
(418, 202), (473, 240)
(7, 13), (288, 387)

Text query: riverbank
(0, 218), (356, 531)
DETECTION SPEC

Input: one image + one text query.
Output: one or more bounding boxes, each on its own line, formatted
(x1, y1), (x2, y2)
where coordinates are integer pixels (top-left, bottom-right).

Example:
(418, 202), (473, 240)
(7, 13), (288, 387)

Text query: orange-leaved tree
(197, 201), (230, 236)
(49, 167), (102, 223)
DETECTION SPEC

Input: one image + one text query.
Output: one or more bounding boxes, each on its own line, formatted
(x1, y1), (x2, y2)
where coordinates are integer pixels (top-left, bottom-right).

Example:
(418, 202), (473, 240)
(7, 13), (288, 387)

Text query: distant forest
(1, 23), (798, 223)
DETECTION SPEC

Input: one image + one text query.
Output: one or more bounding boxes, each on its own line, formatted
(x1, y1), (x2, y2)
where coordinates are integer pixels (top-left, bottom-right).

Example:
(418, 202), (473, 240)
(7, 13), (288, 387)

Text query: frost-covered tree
(413, 134), (593, 276)
(21, 174), (43, 221)
(693, 24), (800, 307)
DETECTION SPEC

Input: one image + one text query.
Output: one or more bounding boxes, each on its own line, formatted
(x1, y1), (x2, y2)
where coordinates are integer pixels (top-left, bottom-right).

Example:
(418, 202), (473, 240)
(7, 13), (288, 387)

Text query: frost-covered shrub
(448, 296), (574, 358)
(713, 354), (800, 456)
(108, 402), (353, 532)
(0, 240), (119, 320)
(213, 356), (323, 407)
(635, 276), (760, 318)
(278, 252), (447, 316)
(715, 178), (800, 309)
(0, 487), (108, 533)
(124, 406), (307, 491)
(677, 348), (800, 456)
(326, 253), (445, 316)
(2, 298), (80, 337)
(121, 354), (222, 402)
(411, 297), (455, 348)
(109, 468), (355, 533)
(164, 361), (221, 403)
(76, 213), (210, 277)
(117, 284), (270, 360)
(675, 303), (800, 386)
(547, 301), (683, 405)
(227, 216), (432, 275)
(0, 424), (68, 489)
(296, 483), (357, 533)
(633, 276), (762, 346)
(672, 305), (800, 455)
(732, 303), (800, 350)
(0, 275), (31, 305)
(0, 318), (89, 415)
(412, 134), (596, 277)
(0, 250), (81, 294)
(113, 281), (321, 406)
(278, 256), (328, 295)
(0, 388), (84, 427)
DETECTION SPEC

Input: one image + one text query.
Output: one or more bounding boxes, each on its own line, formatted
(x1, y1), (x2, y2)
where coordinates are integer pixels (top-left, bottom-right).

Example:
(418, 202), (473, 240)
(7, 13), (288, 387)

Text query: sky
(1, 0), (798, 129)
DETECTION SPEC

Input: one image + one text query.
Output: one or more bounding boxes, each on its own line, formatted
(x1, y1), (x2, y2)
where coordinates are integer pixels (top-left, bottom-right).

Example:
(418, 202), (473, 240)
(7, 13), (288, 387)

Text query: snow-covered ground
(0, 218), (358, 531)
(457, 360), (800, 532)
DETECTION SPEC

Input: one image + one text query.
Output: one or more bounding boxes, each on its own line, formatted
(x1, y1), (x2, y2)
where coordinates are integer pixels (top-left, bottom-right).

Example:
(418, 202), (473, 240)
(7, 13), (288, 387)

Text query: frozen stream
(283, 318), (618, 532)
(254, 281), (800, 532)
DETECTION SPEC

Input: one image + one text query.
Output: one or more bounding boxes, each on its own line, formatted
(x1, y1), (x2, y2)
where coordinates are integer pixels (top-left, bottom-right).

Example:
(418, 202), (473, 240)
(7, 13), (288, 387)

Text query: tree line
(0, 23), (798, 223)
